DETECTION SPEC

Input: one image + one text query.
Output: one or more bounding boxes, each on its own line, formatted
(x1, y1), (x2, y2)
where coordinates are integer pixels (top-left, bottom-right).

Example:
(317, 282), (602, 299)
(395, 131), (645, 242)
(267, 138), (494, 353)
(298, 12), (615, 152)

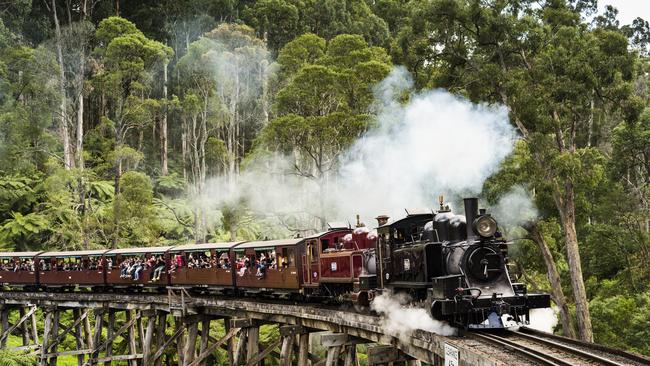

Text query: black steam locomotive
(361, 197), (550, 329)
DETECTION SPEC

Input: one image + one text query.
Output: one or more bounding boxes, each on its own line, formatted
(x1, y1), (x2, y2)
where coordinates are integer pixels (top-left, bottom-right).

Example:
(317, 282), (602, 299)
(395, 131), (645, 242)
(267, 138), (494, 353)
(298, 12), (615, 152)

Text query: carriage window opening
(49, 257), (84, 271)
(288, 248), (295, 267)
(87, 256), (102, 270)
(281, 248), (293, 268)
(216, 251), (231, 269)
(119, 254), (164, 282)
(186, 251), (213, 269)
(310, 241), (318, 262)
(321, 239), (330, 252)
(5, 258), (34, 271)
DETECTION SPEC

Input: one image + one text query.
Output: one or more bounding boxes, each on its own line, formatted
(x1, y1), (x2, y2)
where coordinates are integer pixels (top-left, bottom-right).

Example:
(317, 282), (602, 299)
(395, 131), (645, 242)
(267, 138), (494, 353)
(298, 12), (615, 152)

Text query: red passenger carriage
(37, 250), (107, 289)
(0, 251), (40, 288)
(301, 224), (376, 297)
(105, 246), (173, 287)
(234, 239), (303, 293)
(168, 242), (240, 290)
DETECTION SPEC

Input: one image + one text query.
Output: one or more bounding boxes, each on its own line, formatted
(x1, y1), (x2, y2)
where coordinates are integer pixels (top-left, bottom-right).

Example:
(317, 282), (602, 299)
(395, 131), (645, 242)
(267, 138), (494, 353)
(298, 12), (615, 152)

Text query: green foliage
(0, 212), (49, 250)
(243, 0), (389, 54)
(112, 171), (160, 246)
(590, 292), (650, 355)
(0, 0), (647, 356)
(0, 349), (38, 366)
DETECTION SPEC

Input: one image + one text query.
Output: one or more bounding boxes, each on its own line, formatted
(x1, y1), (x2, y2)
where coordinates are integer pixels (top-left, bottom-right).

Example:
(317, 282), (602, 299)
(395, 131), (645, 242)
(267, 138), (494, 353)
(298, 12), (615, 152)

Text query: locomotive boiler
(360, 197), (550, 329)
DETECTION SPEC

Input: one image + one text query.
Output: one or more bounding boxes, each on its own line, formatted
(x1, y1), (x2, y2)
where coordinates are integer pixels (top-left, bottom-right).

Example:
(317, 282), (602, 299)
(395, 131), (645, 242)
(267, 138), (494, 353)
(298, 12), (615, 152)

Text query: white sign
(444, 343), (459, 366)
(403, 258), (411, 271)
(331, 262), (337, 271)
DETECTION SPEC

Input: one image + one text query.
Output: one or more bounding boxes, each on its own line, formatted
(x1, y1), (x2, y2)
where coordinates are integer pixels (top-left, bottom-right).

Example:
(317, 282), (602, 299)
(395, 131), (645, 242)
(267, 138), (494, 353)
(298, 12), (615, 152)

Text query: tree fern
(0, 350), (38, 366)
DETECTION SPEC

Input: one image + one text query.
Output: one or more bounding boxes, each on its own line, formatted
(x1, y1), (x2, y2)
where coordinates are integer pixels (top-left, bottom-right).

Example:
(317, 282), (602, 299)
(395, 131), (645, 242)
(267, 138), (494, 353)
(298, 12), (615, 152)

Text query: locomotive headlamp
(474, 215), (497, 237)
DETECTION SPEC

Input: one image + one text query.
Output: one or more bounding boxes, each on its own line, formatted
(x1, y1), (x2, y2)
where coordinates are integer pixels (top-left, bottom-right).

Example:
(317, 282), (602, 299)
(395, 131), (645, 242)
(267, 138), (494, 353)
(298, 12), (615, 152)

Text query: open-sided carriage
(0, 251), (41, 289)
(234, 239), (303, 294)
(104, 246), (173, 288)
(36, 250), (107, 290)
(168, 242), (240, 291)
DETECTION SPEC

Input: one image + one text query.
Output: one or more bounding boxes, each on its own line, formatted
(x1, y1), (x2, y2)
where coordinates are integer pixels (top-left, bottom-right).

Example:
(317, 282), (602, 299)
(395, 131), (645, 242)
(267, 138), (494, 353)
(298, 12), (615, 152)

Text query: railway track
(470, 327), (650, 366)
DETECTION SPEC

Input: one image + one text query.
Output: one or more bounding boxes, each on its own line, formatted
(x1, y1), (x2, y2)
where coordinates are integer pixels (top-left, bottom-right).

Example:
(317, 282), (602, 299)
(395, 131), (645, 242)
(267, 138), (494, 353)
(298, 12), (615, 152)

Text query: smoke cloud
(528, 307), (559, 333)
(333, 67), (515, 222)
(371, 292), (457, 339)
(200, 67), (518, 230)
(491, 185), (539, 230)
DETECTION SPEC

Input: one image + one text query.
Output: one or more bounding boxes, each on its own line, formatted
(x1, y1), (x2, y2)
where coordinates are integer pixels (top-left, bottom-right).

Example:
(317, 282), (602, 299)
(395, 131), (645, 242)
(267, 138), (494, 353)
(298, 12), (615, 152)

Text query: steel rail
(471, 332), (572, 366)
(520, 327), (650, 365)
(509, 330), (624, 366)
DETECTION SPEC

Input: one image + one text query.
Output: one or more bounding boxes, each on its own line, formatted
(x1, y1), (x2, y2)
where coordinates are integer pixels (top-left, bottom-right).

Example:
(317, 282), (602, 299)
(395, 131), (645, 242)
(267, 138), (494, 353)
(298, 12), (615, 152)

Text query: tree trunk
(76, 82), (84, 168)
(261, 60), (268, 125)
(182, 131), (187, 181)
(526, 221), (576, 338)
(78, 0), (87, 249)
(554, 183), (593, 342)
(51, 0), (72, 169)
(161, 60), (169, 176)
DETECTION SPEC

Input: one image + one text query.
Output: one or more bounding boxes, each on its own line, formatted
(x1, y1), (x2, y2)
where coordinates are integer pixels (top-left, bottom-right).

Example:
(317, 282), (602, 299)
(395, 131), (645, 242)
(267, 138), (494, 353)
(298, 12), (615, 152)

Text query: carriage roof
(37, 249), (109, 257)
(234, 239), (302, 250)
(170, 242), (243, 251)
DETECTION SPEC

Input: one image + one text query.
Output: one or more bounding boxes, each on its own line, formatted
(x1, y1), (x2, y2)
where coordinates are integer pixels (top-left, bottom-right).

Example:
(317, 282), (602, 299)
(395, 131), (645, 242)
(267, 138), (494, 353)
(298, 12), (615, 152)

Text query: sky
(598, 0), (650, 24)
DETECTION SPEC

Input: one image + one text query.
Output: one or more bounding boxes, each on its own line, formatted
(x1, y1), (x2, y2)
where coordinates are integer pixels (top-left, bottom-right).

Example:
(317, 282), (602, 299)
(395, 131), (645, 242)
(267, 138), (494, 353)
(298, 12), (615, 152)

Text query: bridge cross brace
(0, 304), (39, 352)
(0, 295), (455, 366)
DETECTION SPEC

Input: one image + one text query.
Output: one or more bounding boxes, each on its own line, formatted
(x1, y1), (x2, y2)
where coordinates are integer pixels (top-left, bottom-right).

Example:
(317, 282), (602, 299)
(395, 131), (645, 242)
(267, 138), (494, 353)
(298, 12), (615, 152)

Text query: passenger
(200, 256), (210, 268)
(238, 257), (249, 277)
(187, 254), (196, 269)
(256, 260), (266, 279)
(219, 257), (230, 269)
(120, 259), (131, 278)
(146, 256), (156, 269)
(132, 259), (144, 281)
(175, 254), (184, 269)
(150, 257), (165, 282)
(106, 257), (113, 269)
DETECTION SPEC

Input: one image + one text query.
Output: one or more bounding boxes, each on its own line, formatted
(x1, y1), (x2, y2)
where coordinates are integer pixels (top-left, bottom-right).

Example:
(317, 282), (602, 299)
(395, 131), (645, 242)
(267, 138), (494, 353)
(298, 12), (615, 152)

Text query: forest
(0, 0), (648, 363)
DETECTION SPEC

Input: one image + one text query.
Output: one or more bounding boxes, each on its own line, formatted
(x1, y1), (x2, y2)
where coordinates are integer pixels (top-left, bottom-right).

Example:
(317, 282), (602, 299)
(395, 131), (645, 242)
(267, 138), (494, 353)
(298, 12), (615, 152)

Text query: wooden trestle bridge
(0, 290), (505, 366)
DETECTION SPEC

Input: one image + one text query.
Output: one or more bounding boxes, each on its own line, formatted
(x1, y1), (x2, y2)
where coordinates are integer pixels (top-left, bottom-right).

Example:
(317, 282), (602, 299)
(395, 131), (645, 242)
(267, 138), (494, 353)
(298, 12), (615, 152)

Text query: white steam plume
(528, 307), (559, 333)
(371, 292), (457, 339)
(199, 66), (519, 231)
(333, 67), (516, 222)
(491, 185), (539, 229)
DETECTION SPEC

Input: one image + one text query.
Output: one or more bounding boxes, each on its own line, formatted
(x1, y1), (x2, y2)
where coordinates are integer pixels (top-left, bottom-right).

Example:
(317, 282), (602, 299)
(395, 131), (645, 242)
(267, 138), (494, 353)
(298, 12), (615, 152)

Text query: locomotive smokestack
(464, 198), (479, 241)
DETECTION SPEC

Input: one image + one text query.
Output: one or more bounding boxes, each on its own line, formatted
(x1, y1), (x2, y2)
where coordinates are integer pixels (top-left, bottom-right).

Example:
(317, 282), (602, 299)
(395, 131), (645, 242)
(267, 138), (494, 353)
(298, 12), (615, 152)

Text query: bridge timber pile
(0, 291), (647, 366)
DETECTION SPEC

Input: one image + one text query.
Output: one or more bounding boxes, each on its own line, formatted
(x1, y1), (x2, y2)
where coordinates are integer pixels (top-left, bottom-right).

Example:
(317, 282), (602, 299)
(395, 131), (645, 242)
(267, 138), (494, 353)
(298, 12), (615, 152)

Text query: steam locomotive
(0, 197), (549, 330)
(355, 197), (550, 329)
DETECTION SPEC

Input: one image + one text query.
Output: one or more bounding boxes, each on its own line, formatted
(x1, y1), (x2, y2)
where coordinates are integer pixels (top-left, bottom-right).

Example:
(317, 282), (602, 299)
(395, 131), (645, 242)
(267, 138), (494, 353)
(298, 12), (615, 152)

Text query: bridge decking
(0, 290), (513, 365)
